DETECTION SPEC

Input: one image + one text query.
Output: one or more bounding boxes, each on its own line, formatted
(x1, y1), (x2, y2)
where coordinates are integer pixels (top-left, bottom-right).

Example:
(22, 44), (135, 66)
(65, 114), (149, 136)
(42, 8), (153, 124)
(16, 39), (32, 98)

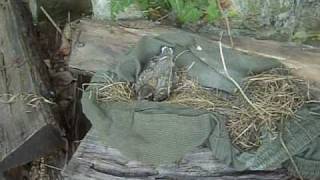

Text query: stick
(279, 121), (303, 180)
(157, 14), (169, 22)
(218, 34), (259, 112)
(44, 164), (63, 171)
(40, 6), (64, 37)
(217, 0), (234, 47)
(174, 50), (191, 62)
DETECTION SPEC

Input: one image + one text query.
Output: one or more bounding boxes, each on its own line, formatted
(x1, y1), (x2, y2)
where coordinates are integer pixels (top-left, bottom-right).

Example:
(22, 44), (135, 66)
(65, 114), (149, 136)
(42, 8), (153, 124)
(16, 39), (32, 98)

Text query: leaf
(207, 0), (221, 23)
(168, 0), (184, 14)
(181, 3), (202, 23)
(192, 0), (209, 10)
(168, 0), (202, 23)
(136, 0), (149, 10)
(111, 0), (134, 19)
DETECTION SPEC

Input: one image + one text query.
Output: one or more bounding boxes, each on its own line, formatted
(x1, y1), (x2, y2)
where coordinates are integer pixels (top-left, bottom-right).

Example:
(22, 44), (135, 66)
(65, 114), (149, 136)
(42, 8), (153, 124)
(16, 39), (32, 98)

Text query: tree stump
(0, 0), (64, 173)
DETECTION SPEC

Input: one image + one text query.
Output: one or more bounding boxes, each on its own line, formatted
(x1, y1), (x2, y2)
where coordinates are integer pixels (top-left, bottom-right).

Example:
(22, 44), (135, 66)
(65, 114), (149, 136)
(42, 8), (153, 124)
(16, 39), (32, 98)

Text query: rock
(116, 4), (144, 20)
(91, 0), (144, 21)
(91, 0), (112, 20)
(200, 0), (320, 44)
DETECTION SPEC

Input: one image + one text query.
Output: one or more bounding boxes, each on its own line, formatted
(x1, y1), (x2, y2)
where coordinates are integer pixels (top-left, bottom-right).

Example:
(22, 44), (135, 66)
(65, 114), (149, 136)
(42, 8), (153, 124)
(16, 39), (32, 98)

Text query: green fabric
(82, 90), (214, 164)
(81, 32), (320, 178)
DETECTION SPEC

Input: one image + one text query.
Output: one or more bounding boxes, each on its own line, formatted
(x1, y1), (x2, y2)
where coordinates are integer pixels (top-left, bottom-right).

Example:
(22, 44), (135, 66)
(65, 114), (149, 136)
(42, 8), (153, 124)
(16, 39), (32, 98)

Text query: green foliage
(111, 0), (222, 24)
(136, 0), (170, 11)
(293, 31), (320, 43)
(111, 0), (133, 18)
(168, 0), (202, 23)
(207, 0), (220, 22)
(227, 9), (239, 18)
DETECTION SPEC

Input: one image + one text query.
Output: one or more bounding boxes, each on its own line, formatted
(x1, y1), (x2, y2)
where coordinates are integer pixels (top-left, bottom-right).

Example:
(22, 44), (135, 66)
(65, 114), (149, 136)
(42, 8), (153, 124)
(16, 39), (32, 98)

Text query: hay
(91, 68), (309, 151)
(96, 82), (134, 103)
(0, 93), (55, 108)
(167, 69), (232, 112)
(227, 69), (308, 150)
(85, 73), (134, 103)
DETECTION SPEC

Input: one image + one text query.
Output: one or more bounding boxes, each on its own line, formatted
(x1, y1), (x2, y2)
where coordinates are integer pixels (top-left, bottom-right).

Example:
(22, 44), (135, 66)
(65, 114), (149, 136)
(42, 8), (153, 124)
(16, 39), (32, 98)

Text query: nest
(91, 68), (309, 151)
(227, 69), (308, 150)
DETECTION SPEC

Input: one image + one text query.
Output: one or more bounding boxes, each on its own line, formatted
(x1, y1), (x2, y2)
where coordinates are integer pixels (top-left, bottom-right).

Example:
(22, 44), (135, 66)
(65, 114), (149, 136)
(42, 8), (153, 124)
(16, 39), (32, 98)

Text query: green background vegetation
(111, 0), (222, 24)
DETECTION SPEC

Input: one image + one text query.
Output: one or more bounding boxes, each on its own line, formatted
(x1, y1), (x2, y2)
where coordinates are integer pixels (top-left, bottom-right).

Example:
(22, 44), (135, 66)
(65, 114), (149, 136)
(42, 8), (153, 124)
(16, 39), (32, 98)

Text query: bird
(136, 46), (175, 101)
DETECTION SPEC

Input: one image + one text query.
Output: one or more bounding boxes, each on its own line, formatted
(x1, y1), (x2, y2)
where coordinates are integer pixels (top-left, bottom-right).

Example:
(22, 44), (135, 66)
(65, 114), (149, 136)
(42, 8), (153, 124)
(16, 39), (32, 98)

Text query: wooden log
(0, 0), (64, 172)
(64, 19), (320, 179)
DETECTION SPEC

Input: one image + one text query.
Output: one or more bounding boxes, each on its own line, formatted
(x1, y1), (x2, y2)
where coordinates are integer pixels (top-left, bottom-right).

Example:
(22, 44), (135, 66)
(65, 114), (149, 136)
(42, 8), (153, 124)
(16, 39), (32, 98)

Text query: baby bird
(136, 46), (175, 101)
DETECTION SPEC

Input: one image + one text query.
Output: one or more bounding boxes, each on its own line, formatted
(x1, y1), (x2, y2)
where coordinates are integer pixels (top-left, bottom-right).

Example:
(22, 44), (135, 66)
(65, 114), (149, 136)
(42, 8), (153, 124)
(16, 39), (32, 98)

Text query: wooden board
(69, 19), (320, 97)
(0, 0), (64, 172)
(63, 19), (320, 179)
(69, 19), (182, 72)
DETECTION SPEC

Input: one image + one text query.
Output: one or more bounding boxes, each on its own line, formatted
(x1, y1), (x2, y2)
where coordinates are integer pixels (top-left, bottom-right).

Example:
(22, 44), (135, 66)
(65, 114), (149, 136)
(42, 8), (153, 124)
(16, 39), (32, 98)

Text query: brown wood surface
(69, 19), (320, 97)
(0, 0), (64, 172)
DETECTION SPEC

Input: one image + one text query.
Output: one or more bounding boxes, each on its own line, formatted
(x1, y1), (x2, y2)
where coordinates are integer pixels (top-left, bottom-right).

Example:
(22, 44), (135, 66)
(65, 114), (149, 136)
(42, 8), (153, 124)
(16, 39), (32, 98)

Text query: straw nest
(92, 68), (309, 151)
(227, 69), (308, 150)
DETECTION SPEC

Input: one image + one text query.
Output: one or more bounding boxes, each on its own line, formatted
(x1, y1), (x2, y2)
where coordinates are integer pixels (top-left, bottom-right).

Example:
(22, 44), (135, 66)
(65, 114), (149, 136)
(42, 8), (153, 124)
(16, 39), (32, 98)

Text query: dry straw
(227, 69), (308, 150)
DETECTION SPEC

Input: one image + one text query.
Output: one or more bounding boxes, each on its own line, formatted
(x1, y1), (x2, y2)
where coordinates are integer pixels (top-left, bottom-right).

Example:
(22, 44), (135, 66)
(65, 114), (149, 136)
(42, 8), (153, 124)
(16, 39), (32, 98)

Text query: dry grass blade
(167, 70), (232, 111)
(94, 82), (134, 103)
(0, 93), (55, 108)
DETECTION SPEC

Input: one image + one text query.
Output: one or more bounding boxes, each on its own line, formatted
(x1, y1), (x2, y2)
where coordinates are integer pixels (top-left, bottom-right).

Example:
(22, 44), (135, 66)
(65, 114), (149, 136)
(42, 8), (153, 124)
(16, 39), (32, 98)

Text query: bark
(0, 0), (64, 173)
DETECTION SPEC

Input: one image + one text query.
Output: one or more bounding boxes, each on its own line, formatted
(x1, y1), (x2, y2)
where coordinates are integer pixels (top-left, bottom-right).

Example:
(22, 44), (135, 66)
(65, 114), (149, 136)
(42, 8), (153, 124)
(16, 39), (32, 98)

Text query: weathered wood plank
(70, 19), (320, 88)
(0, 0), (64, 171)
(69, 19), (182, 72)
(63, 129), (291, 180)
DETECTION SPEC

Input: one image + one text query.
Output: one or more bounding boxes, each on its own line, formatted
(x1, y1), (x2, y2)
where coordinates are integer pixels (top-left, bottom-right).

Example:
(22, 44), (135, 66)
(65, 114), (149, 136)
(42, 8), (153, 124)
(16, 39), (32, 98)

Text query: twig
(218, 34), (259, 112)
(43, 164), (63, 171)
(157, 13), (169, 22)
(40, 6), (65, 39)
(217, 0), (234, 47)
(307, 80), (310, 100)
(68, 11), (71, 24)
(232, 123), (254, 143)
(187, 61), (196, 71)
(62, 137), (69, 172)
(174, 50), (191, 62)
(279, 121), (303, 180)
